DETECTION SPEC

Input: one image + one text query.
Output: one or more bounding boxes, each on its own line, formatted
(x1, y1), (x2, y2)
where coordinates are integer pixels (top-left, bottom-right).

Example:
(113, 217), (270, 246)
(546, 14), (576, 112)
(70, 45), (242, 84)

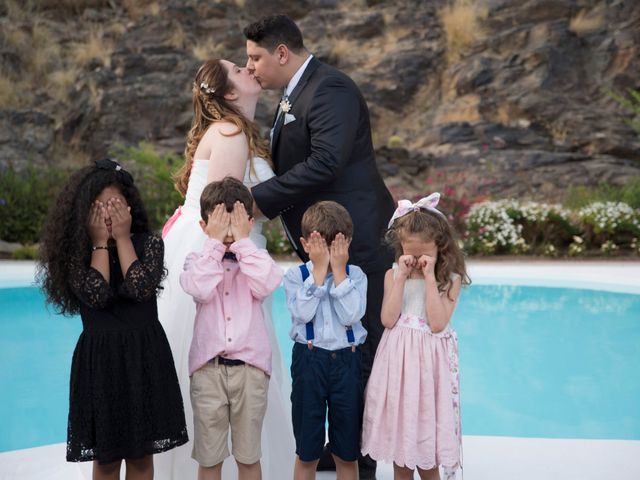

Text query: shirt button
(227, 338), (232, 342)
(226, 268), (230, 272)
(225, 292), (229, 296)
(226, 317), (231, 321)
(331, 353), (337, 359)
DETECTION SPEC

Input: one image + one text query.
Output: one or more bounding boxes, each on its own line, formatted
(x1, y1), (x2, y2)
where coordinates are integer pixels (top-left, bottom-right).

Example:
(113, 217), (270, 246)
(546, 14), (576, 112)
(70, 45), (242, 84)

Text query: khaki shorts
(190, 359), (269, 467)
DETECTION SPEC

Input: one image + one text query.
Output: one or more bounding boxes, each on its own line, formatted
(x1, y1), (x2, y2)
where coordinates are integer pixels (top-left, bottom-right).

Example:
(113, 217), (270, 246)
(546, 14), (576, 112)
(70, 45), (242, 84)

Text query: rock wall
(1, 0), (638, 202)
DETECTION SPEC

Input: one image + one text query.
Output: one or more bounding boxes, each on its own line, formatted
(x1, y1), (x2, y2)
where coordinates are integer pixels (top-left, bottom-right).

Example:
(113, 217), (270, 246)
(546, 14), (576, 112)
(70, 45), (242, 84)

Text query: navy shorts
(290, 342), (363, 462)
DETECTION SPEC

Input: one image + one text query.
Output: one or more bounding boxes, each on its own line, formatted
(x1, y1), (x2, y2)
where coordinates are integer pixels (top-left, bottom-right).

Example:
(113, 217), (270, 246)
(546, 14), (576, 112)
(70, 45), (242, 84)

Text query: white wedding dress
(155, 158), (295, 479)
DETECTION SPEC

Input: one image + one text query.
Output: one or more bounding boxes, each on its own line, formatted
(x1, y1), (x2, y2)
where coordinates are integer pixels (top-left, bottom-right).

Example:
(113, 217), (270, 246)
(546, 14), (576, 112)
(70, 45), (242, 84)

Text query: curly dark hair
(37, 162), (151, 316)
(386, 209), (471, 299)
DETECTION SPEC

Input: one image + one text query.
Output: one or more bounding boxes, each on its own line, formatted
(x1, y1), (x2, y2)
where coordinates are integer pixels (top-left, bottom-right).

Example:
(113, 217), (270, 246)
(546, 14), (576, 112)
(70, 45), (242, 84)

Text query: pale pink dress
(361, 267), (461, 474)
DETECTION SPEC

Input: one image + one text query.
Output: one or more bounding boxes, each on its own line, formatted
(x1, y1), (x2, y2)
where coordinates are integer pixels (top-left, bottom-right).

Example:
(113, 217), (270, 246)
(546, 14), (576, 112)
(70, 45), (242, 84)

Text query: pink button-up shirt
(179, 237), (283, 376)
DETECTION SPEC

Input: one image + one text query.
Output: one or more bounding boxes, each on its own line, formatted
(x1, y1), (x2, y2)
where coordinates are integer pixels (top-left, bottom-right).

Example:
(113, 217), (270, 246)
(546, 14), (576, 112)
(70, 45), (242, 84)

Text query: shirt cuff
(303, 276), (327, 298)
(203, 238), (226, 261)
(329, 277), (355, 298)
(229, 237), (258, 259)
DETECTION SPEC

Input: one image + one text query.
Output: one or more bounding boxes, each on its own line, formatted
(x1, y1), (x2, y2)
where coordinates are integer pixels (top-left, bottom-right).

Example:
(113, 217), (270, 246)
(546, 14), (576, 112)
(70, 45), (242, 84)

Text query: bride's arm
(206, 123), (249, 183)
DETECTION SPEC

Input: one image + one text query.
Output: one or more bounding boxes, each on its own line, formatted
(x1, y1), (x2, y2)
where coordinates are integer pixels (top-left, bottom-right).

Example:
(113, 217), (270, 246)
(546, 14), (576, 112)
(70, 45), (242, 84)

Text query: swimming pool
(2, 264), (639, 454)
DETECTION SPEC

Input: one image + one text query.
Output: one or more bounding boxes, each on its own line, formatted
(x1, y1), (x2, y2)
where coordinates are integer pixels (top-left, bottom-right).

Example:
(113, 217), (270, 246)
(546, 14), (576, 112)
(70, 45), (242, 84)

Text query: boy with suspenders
(283, 201), (368, 480)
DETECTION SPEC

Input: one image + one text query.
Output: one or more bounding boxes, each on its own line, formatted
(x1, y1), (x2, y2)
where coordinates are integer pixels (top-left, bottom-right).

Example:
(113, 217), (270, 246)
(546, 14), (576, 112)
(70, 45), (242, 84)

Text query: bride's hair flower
(199, 81), (216, 94)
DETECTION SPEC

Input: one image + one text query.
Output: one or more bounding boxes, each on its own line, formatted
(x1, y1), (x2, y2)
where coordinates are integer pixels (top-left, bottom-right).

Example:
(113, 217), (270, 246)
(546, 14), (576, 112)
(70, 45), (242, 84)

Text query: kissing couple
(157, 13), (394, 480)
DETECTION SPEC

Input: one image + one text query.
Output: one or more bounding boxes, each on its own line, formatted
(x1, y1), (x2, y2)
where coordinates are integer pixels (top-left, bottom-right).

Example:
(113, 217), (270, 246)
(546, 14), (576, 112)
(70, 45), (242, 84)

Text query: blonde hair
(174, 59), (272, 196)
(386, 210), (471, 299)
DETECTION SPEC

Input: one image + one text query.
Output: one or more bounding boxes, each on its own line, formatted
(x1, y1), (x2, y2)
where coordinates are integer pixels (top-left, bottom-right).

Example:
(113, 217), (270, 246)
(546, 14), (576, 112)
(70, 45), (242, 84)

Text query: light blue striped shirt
(284, 261), (368, 350)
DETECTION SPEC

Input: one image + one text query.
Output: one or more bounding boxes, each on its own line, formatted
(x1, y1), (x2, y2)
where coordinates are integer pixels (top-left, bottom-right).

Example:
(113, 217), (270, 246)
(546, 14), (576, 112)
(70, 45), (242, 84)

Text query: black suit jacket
(252, 57), (394, 274)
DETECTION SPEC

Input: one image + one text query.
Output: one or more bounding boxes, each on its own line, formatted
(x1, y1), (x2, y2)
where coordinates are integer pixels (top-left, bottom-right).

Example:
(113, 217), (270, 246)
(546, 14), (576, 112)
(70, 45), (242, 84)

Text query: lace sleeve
(69, 261), (115, 309)
(120, 234), (165, 302)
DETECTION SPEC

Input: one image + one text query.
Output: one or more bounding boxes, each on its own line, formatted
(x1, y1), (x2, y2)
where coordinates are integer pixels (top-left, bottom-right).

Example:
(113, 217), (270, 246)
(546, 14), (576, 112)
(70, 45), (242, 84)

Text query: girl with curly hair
(38, 159), (188, 480)
(361, 193), (470, 480)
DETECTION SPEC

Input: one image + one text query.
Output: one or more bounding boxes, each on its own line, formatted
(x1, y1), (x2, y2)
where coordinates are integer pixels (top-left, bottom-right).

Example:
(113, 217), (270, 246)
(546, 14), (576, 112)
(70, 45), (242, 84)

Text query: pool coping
(2, 260), (640, 294)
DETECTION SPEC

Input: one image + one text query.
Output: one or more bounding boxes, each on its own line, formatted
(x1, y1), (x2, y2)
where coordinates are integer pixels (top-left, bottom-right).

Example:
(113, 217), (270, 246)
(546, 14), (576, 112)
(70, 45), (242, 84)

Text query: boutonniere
(280, 97), (292, 113)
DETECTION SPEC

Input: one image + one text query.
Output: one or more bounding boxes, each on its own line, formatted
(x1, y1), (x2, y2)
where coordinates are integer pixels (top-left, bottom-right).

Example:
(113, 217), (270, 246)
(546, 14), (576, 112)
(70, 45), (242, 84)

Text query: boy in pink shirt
(180, 176), (283, 479)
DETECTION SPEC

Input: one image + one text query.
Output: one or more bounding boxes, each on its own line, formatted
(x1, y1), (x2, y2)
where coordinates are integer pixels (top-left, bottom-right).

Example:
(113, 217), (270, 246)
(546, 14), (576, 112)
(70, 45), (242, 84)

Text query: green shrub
(110, 142), (184, 231)
(0, 164), (67, 244)
(564, 177), (640, 209)
(263, 219), (294, 256)
(11, 244), (39, 260)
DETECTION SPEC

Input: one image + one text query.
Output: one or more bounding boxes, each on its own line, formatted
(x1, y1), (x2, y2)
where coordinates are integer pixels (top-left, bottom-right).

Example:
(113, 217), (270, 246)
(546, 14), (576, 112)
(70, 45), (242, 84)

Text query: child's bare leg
(237, 459), (262, 480)
(93, 459), (121, 480)
(394, 463), (415, 480)
(417, 466), (440, 480)
(294, 457), (319, 480)
(333, 455), (358, 480)
(198, 462), (223, 480)
(124, 455), (153, 480)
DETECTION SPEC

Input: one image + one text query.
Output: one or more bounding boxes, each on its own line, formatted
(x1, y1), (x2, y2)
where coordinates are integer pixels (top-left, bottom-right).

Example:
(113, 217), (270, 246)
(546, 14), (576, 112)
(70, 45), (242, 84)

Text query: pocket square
(284, 113), (296, 125)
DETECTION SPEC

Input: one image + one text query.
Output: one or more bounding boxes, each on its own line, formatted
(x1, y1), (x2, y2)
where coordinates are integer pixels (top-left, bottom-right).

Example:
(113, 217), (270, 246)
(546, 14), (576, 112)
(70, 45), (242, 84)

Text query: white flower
(280, 98), (291, 113)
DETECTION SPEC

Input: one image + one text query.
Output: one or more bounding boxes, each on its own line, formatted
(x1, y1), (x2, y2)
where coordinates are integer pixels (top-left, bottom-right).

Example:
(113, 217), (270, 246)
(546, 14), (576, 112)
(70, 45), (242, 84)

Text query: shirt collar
(285, 54), (314, 98)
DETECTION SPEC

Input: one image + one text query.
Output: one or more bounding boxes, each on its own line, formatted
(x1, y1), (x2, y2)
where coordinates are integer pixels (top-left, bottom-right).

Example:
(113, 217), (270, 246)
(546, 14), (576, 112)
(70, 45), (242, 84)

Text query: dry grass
(4, 0), (36, 21)
(0, 73), (24, 109)
(192, 38), (223, 62)
(440, 0), (487, 64)
(30, 22), (62, 75)
(47, 68), (80, 103)
(69, 26), (114, 68)
(123, 0), (160, 20)
(87, 79), (102, 112)
(168, 24), (188, 50)
(327, 38), (354, 66)
(569, 9), (604, 35)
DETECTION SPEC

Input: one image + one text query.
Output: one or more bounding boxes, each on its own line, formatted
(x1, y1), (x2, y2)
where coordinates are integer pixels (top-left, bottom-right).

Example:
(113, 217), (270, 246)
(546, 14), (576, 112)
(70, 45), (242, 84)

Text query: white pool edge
(3, 260), (640, 294)
(1, 436), (639, 480)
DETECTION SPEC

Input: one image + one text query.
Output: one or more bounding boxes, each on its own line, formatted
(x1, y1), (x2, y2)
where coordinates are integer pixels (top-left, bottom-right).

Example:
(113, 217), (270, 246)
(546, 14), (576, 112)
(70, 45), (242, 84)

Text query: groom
(245, 14), (394, 480)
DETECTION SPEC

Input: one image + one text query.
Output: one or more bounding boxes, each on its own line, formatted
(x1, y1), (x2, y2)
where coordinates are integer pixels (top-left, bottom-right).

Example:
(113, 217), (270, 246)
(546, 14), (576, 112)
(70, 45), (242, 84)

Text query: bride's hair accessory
(199, 81), (216, 94)
(388, 192), (446, 228)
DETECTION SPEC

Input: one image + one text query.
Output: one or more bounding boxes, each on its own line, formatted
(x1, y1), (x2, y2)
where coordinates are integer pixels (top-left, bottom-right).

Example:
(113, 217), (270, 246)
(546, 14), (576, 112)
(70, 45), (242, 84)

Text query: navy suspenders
(299, 264), (356, 350)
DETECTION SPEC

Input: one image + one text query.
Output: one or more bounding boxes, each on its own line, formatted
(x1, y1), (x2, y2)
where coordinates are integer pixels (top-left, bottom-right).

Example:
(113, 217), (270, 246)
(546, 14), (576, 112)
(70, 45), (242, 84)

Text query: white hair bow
(388, 192), (446, 228)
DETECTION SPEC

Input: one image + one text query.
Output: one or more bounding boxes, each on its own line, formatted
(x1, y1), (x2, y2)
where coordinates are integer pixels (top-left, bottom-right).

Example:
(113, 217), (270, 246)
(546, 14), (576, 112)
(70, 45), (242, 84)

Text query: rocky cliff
(1, 0), (639, 202)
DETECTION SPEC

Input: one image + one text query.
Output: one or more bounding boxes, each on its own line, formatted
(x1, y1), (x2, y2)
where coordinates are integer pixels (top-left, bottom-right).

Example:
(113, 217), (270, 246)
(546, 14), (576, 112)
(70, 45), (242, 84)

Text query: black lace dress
(66, 233), (188, 464)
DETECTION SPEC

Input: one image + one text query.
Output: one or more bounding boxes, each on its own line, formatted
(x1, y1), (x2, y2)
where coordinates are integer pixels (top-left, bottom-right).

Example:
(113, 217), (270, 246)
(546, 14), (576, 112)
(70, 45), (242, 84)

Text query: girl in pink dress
(361, 193), (470, 480)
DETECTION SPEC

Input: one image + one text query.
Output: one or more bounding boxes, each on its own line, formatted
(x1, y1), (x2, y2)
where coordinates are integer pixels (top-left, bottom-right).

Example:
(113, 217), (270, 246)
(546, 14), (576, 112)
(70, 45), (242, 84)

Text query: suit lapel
(271, 57), (321, 155)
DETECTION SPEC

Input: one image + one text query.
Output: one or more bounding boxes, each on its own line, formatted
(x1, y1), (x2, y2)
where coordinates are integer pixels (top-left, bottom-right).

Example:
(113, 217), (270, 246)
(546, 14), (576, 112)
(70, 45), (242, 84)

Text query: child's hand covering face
(329, 232), (350, 271)
(88, 201), (110, 244)
(107, 198), (132, 241)
(303, 231), (330, 269)
(202, 204), (230, 242)
(397, 254), (416, 278)
(230, 201), (254, 241)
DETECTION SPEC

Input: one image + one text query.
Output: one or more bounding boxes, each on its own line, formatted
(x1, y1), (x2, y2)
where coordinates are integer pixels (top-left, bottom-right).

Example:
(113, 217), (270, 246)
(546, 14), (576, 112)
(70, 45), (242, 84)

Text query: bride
(156, 59), (295, 479)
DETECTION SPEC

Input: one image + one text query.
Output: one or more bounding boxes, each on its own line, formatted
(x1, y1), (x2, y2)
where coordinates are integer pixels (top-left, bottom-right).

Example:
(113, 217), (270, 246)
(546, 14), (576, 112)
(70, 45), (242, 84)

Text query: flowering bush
(465, 199), (639, 256)
(577, 201), (640, 248)
(465, 201), (527, 254)
(508, 202), (576, 249)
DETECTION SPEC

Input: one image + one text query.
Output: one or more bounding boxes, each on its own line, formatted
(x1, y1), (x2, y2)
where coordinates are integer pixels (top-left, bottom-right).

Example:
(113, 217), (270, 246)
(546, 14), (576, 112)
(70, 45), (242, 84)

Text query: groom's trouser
(358, 270), (387, 476)
(360, 269), (387, 387)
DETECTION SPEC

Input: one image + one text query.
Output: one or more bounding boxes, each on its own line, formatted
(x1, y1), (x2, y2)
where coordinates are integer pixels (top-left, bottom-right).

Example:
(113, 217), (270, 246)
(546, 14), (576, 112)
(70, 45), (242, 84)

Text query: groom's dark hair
(200, 176), (254, 222)
(243, 14), (305, 53)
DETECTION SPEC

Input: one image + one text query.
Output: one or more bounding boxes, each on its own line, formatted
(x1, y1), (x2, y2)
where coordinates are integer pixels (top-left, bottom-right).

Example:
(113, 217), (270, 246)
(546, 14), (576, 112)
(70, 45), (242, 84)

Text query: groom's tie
(270, 93), (288, 149)
(274, 94), (288, 126)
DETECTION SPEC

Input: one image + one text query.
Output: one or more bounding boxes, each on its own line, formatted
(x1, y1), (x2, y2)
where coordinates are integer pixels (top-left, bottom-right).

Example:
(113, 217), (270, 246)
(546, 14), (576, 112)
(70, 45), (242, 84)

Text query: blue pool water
(1, 284), (639, 452)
